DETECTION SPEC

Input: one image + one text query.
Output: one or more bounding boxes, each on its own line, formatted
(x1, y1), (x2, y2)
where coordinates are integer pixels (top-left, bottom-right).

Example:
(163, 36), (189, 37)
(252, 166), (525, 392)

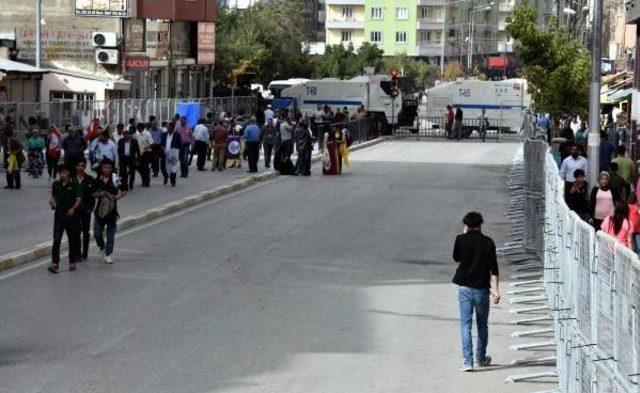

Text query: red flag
(48, 125), (62, 158)
(85, 117), (100, 141)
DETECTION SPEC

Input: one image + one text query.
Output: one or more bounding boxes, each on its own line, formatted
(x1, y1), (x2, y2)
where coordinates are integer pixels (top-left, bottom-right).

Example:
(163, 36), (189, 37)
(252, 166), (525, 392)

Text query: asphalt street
(0, 141), (556, 393)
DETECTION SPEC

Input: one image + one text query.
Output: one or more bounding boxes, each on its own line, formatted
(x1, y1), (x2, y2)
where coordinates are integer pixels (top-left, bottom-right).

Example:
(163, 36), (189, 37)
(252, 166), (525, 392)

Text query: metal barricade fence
(0, 96), (257, 141)
(523, 138), (640, 392)
(329, 118), (379, 146)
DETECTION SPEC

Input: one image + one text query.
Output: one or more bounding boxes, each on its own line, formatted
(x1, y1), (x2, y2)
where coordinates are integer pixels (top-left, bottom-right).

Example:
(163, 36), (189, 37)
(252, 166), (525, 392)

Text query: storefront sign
(170, 22), (192, 58)
(16, 27), (94, 61)
(197, 22), (215, 65)
(125, 56), (150, 70)
(125, 19), (145, 53)
(146, 20), (171, 60)
(75, 0), (128, 17)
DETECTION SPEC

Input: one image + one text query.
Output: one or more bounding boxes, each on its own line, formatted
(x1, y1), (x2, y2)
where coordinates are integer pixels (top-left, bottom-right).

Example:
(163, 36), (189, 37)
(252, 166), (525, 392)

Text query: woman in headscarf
(4, 135), (24, 189)
(589, 171), (620, 230)
(294, 121), (312, 176)
(322, 126), (349, 175)
(26, 128), (45, 178)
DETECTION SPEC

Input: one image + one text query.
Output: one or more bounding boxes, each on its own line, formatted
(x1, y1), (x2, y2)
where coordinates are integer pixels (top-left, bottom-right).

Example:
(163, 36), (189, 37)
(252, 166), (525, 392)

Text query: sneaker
(476, 356), (492, 367)
(461, 364), (474, 372)
(104, 255), (114, 264)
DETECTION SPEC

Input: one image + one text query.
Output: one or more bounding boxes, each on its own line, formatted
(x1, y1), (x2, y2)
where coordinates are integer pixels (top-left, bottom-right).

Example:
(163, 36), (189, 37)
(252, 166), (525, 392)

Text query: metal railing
(0, 96), (257, 140)
(522, 138), (640, 392)
(394, 115), (516, 141)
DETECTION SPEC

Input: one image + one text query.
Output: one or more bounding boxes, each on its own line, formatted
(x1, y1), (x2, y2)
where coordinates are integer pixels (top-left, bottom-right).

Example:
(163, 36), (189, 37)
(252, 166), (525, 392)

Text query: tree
(507, 4), (590, 117)
(443, 62), (465, 81)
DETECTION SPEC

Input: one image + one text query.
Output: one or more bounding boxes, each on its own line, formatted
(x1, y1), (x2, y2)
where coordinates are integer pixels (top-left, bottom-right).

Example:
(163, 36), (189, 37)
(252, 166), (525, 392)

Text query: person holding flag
(84, 117), (101, 143)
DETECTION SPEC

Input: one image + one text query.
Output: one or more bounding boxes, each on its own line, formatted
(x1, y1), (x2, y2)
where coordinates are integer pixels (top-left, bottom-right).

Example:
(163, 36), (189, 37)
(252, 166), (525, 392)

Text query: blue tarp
(176, 103), (200, 128)
(272, 97), (294, 111)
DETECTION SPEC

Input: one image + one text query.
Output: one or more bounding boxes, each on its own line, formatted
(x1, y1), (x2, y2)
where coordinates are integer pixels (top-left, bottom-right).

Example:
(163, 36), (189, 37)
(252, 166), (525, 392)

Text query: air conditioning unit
(95, 49), (119, 65)
(92, 32), (117, 48)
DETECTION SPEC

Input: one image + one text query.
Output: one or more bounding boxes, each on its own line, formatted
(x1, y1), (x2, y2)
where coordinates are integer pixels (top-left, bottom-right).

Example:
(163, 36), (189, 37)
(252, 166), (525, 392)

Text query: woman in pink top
(589, 171), (621, 230)
(601, 202), (634, 249)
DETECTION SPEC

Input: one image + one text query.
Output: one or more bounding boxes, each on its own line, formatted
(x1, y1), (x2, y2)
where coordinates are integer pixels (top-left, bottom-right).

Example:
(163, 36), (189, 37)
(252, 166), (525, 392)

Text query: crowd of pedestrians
(0, 103), (368, 272)
(556, 113), (640, 252)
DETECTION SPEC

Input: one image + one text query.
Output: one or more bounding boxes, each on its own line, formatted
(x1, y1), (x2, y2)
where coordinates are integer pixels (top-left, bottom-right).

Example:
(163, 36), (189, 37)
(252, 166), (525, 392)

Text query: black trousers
(138, 151), (151, 187)
(119, 156), (136, 191)
(65, 155), (81, 174)
(246, 141), (260, 172)
(52, 216), (80, 264)
(194, 140), (208, 170)
(263, 143), (273, 167)
(47, 155), (58, 179)
(160, 154), (177, 186)
(6, 170), (21, 189)
(150, 144), (161, 176)
(78, 210), (92, 259)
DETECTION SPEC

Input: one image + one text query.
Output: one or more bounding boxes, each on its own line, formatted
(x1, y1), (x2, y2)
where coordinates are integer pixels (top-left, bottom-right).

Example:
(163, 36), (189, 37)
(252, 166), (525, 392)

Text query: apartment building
(325, 0), (515, 67)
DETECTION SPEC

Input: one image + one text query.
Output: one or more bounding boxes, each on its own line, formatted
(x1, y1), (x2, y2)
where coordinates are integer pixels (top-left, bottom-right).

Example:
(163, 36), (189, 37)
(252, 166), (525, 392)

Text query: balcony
(325, 0), (365, 4)
(497, 41), (514, 53)
(498, 1), (515, 12)
(326, 19), (365, 29)
(417, 19), (444, 30)
(417, 0), (447, 5)
(416, 42), (442, 56)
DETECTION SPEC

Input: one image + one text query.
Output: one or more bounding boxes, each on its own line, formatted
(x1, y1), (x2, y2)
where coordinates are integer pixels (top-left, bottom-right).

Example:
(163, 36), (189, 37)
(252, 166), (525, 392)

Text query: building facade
(0, 0), (217, 103)
(325, 0), (515, 68)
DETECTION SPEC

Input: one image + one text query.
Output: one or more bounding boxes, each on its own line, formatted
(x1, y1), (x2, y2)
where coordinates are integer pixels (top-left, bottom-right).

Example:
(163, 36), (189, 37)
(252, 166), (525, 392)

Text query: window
(341, 30), (353, 42)
(371, 7), (383, 19)
(395, 31), (407, 43)
(421, 7), (443, 20)
(420, 7), (432, 19)
(396, 7), (408, 20)
(342, 6), (354, 19)
(370, 31), (382, 43)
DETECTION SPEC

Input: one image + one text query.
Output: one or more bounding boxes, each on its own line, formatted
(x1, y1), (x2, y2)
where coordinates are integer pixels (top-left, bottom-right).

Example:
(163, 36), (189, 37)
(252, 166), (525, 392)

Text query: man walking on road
(147, 116), (163, 178)
(117, 127), (140, 192)
(134, 123), (154, 188)
(75, 159), (96, 261)
(244, 116), (261, 173)
(453, 212), (500, 372)
(48, 164), (82, 273)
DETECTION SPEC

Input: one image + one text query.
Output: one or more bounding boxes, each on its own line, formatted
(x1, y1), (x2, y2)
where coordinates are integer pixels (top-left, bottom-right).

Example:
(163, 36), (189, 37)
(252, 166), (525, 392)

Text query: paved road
(0, 141), (556, 393)
(0, 153), (276, 255)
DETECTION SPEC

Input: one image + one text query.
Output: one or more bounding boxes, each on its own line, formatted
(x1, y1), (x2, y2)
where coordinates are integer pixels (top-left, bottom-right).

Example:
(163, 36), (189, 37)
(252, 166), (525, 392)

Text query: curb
(0, 137), (388, 273)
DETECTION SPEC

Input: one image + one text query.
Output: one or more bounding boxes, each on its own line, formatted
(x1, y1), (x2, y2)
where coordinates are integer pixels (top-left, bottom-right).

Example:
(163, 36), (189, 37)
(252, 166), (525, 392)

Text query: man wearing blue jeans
(453, 212), (501, 371)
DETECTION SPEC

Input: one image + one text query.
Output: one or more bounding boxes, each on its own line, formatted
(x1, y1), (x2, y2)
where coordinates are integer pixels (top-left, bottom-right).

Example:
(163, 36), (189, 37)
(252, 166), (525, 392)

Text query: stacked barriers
(521, 138), (640, 392)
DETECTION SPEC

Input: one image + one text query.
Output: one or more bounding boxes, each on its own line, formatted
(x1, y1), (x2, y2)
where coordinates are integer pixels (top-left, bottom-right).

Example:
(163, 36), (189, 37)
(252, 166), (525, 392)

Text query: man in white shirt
(91, 131), (118, 172)
(192, 119), (210, 171)
(134, 123), (154, 187)
(560, 143), (588, 184)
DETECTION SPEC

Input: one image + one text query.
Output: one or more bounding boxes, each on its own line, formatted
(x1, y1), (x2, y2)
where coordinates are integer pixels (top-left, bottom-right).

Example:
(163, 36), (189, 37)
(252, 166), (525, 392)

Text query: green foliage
(507, 4), (590, 117)
(311, 43), (385, 79)
(215, 0), (313, 83)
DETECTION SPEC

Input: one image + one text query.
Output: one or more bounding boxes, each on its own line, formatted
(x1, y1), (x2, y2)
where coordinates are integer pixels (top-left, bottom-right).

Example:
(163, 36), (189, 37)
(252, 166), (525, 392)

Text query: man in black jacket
(117, 127), (140, 191)
(74, 158), (96, 261)
(452, 212), (500, 371)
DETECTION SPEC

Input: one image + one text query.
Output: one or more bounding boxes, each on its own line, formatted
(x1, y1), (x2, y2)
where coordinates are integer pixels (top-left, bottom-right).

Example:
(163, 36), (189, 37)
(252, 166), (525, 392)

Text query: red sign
(488, 56), (509, 69)
(125, 56), (150, 70)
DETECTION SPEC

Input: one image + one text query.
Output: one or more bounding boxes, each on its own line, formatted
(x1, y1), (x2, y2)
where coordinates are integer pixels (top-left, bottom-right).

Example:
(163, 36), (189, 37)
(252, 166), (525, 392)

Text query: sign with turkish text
(197, 22), (215, 65)
(16, 27), (94, 61)
(125, 56), (150, 70)
(125, 19), (145, 53)
(75, 0), (128, 17)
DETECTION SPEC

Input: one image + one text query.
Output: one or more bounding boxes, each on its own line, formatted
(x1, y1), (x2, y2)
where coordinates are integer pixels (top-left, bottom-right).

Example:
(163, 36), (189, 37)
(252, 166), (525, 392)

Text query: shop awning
(610, 87), (634, 103)
(0, 59), (48, 74)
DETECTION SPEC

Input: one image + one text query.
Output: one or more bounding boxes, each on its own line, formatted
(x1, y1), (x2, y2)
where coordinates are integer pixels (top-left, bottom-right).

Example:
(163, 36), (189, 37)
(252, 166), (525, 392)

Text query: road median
(0, 137), (387, 273)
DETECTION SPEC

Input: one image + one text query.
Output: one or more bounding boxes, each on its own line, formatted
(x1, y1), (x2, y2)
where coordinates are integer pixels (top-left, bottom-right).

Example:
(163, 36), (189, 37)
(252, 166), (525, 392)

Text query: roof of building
(0, 59), (48, 73)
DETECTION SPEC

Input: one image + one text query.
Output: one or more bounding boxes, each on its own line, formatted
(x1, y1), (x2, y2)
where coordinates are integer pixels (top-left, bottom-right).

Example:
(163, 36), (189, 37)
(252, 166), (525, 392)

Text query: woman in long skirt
(295, 122), (312, 176)
(322, 127), (349, 175)
(26, 129), (45, 178)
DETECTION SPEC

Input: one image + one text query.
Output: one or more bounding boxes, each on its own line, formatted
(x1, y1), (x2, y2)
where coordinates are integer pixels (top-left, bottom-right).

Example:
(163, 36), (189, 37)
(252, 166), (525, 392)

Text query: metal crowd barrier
(520, 138), (640, 392)
(0, 96), (257, 141)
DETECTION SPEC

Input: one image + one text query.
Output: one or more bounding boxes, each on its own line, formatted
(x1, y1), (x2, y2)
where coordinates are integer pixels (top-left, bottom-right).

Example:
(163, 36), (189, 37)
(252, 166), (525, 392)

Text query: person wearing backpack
(93, 158), (124, 264)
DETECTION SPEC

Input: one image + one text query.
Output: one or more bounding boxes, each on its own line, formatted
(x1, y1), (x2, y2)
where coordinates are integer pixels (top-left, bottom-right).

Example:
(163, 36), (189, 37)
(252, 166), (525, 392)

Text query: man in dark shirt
(452, 212), (500, 371)
(565, 169), (589, 220)
(608, 162), (629, 203)
(61, 126), (87, 174)
(75, 158), (96, 261)
(49, 164), (82, 273)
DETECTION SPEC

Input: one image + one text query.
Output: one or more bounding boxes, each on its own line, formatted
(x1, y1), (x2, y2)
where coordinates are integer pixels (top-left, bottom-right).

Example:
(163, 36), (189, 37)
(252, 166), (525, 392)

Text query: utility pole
(35, 0), (42, 68)
(588, 0), (602, 187)
(440, 1), (447, 79)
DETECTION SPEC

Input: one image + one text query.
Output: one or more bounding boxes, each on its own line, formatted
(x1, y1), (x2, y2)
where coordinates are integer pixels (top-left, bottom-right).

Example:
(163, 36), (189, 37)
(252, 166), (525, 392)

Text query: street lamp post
(467, 2), (494, 72)
(588, 0), (603, 187)
(35, 0), (42, 68)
